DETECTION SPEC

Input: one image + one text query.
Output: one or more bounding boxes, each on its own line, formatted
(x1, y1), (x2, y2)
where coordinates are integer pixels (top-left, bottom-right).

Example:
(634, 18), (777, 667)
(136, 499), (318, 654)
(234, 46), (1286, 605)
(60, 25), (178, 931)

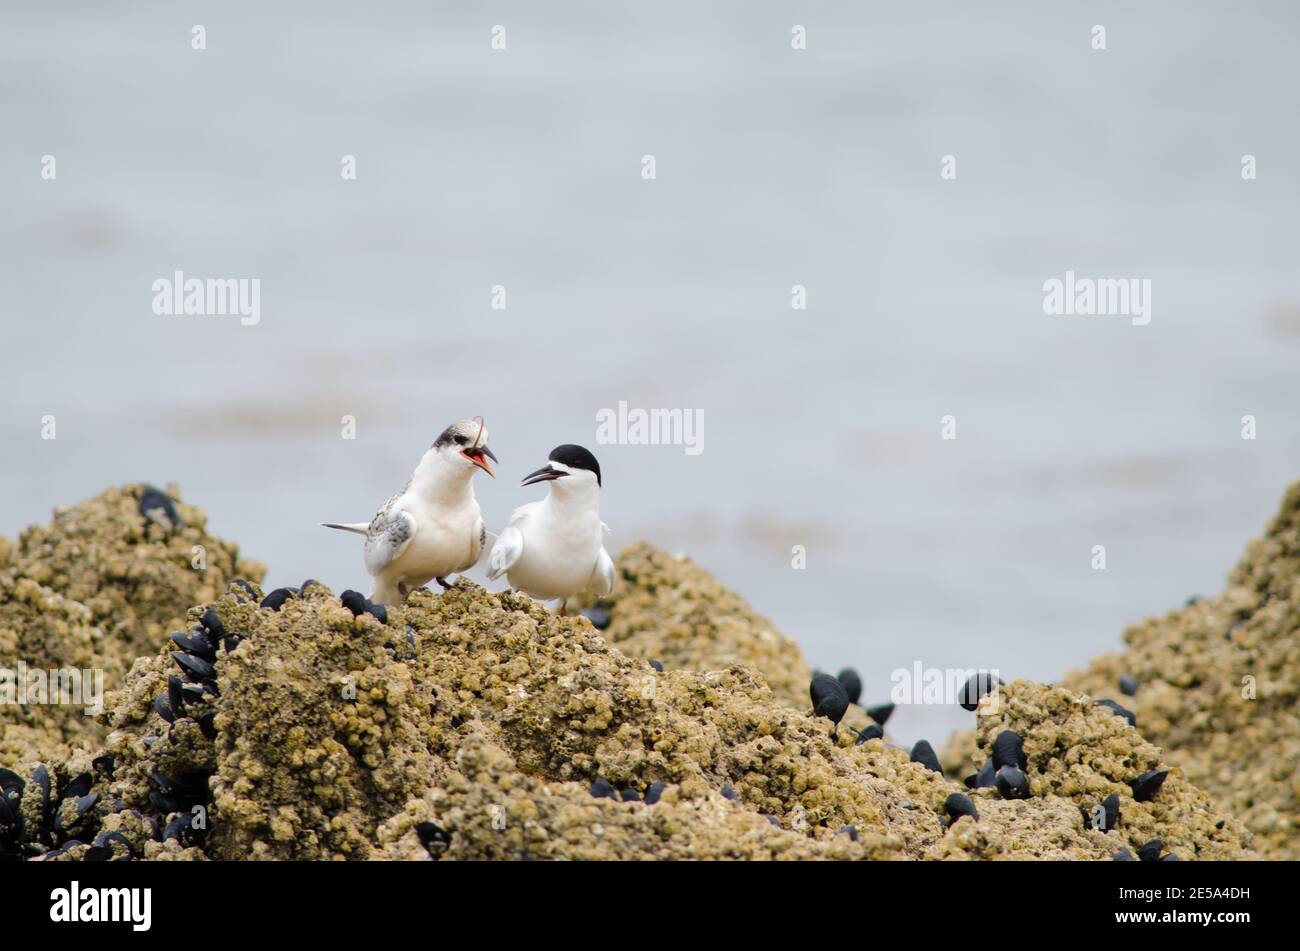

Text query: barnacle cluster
(0, 484), (1276, 860)
(1063, 479), (1300, 859)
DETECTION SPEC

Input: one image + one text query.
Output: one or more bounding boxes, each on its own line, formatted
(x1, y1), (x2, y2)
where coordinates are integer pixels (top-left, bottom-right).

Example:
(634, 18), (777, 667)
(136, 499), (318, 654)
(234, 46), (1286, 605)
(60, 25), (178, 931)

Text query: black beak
(480, 445), (498, 464)
(521, 464), (564, 486)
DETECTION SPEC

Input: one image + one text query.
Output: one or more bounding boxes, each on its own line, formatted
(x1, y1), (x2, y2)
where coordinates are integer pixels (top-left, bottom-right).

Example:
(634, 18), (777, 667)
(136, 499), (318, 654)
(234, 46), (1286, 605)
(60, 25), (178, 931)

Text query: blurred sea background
(2, 1), (1298, 744)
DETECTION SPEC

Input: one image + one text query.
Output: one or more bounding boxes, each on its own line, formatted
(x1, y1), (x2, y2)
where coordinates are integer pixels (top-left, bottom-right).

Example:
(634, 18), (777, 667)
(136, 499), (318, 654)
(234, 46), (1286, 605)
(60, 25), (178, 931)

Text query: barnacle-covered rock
(0, 491), (1261, 861)
(0, 574), (110, 763)
(1064, 478), (1300, 858)
(13, 483), (264, 655)
(0, 485), (262, 767)
(582, 542), (813, 710)
(964, 679), (1248, 860)
(34, 575), (1248, 861)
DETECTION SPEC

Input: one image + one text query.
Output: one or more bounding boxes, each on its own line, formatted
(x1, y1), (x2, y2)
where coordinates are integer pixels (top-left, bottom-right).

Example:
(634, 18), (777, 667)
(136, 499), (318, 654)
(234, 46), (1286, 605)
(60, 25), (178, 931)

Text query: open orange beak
(462, 445), (497, 477)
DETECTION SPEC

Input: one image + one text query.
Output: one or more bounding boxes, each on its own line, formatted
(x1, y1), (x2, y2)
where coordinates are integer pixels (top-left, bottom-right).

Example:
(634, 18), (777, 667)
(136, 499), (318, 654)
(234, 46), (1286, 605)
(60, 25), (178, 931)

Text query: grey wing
(456, 514), (490, 573)
(362, 498), (417, 576)
(588, 546), (615, 597)
(486, 503), (535, 581)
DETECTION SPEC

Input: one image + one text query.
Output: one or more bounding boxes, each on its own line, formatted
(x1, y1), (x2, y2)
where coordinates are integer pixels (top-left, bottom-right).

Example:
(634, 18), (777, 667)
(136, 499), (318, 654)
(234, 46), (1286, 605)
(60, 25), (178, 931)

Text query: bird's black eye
(454, 434), (469, 446)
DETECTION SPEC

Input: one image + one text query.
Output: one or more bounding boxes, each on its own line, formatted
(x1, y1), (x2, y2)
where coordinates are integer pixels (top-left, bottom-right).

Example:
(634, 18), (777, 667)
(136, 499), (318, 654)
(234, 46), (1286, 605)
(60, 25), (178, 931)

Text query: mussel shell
(958, 672), (1000, 712)
(809, 673), (850, 724)
(865, 702), (895, 726)
(909, 740), (944, 775)
(991, 730), (1027, 771)
(944, 792), (980, 822)
(1130, 769), (1168, 803)
(172, 651), (215, 681)
(578, 606), (611, 630)
(836, 667), (863, 705)
(1095, 698), (1137, 727)
(170, 630), (215, 659)
(340, 590), (369, 617)
(198, 607), (225, 638)
(854, 723), (884, 745)
(994, 765), (1031, 799)
(260, 588), (294, 611)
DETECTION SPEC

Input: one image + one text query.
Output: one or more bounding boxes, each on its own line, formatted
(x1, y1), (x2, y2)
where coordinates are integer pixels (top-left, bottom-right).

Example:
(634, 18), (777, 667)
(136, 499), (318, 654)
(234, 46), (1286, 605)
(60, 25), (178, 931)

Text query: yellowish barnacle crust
(1060, 479), (1300, 859)
(1, 485), (263, 763)
(0, 485), (1268, 860)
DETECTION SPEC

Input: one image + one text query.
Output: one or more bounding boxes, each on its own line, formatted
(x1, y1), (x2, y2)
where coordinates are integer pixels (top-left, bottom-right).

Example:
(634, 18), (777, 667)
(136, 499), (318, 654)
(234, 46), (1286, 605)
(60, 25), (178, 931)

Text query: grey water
(2, 1), (1298, 746)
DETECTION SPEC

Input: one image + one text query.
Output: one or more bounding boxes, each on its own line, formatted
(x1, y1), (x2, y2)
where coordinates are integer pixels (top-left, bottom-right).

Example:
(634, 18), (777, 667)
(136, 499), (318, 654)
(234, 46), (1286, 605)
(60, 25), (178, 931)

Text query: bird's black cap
(549, 444), (601, 486)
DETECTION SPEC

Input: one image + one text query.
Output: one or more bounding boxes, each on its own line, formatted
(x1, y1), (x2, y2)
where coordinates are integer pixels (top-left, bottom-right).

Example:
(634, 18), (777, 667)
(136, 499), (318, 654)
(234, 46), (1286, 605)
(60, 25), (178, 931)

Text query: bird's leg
(436, 577), (452, 590)
(557, 600), (567, 617)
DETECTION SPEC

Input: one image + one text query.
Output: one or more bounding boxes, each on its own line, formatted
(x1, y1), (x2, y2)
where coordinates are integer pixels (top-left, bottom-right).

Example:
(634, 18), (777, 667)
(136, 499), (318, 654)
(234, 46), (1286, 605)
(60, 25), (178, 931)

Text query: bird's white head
(521, 444), (602, 495)
(432, 417), (497, 478)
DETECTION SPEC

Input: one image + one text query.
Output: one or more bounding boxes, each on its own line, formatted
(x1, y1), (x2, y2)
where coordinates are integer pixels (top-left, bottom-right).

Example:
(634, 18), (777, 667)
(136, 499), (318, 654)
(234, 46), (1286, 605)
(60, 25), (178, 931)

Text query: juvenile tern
(322, 418), (497, 605)
(487, 444), (614, 613)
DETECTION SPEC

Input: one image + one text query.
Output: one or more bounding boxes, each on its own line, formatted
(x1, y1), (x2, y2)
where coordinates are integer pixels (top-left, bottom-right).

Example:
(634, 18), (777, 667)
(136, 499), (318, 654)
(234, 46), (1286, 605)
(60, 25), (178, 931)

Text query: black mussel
(1088, 793), (1121, 832)
(1095, 698), (1137, 727)
(721, 784), (738, 801)
(944, 792), (980, 823)
(199, 607), (225, 638)
(1160, 853), (1179, 861)
(995, 766), (1031, 799)
(865, 702), (895, 726)
(1112, 849), (1135, 861)
(152, 695), (175, 724)
(589, 779), (616, 799)
(1117, 674), (1139, 696)
(415, 821), (451, 852)
(172, 652), (215, 682)
(138, 486), (179, 530)
(991, 730), (1027, 771)
(260, 587), (294, 611)
(910, 740), (944, 775)
(54, 792), (98, 833)
(619, 788), (640, 802)
(578, 606), (611, 630)
(167, 675), (185, 714)
(0, 767), (24, 801)
(222, 634), (243, 653)
(163, 814), (190, 842)
(1137, 838), (1163, 862)
(643, 781), (667, 805)
(340, 590), (369, 616)
(33, 765), (51, 814)
(958, 672), (1000, 712)
(836, 668), (862, 705)
(1130, 769), (1168, 803)
(170, 630), (215, 659)
(836, 825), (860, 842)
(649, 660), (664, 672)
(809, 673), (850, 733)
(854, 723), (884, 745)
(197, 712), (217, 739)
(61, 773), (92, 801)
